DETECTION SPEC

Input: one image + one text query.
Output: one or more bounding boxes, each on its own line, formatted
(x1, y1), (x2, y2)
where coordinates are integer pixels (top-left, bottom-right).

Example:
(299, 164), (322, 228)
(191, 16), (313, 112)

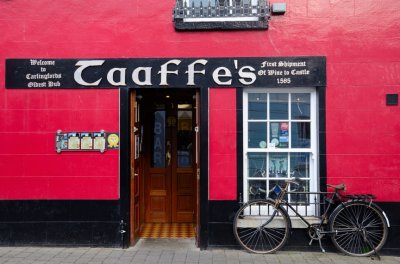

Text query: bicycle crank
(308, 224), (326, 253)
(308, 224), (324, 243)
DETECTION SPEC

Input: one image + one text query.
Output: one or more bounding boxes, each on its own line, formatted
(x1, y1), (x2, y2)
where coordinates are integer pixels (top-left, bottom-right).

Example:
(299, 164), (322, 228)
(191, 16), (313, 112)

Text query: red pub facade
(1, 0), (399, 253)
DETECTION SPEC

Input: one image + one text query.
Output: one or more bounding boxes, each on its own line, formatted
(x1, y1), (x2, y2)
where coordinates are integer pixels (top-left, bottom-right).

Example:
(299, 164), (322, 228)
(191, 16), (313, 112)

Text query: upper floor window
(173, 0), (270, 30)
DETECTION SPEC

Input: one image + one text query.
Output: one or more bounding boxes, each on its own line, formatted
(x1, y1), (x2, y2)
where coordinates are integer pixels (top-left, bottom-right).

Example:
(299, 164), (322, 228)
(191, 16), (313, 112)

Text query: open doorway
(129, 89), (200, 245)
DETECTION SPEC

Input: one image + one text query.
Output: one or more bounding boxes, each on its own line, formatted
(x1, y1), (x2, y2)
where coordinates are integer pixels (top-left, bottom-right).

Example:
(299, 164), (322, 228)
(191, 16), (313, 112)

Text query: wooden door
(130, 91), (141, 245)
(144, 94), (196, 223)
(172, 101), (195, 223)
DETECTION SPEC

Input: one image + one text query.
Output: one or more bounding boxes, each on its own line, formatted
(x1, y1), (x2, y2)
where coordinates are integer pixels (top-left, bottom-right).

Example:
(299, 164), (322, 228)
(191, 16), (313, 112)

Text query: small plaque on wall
(93, 132), (106, 151)
(56, 130), (112, 153)
(80, 133), (93, 150)
(67, 133), (80, 150)
(106, 133), (120, 149)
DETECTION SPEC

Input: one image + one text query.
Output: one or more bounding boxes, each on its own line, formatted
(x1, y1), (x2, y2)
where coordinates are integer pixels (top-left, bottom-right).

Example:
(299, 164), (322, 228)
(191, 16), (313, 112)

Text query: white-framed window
(182, 0), (260, 18)
(243, 88), (318, 215)
(173, 0), (269, 30)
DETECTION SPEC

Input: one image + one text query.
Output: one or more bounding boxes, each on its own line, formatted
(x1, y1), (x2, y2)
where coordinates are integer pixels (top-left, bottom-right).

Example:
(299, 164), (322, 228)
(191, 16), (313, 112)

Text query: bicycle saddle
(327, 183), (346, 191)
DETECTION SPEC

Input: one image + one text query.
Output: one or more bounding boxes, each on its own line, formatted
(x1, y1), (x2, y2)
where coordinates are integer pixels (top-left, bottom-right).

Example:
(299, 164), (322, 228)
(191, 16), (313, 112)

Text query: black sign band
(6, 57), (326, 89)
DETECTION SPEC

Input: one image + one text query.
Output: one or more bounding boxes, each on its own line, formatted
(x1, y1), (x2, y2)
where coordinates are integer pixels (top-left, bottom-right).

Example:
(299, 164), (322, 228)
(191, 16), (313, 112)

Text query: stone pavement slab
(0, 239), (399, 264)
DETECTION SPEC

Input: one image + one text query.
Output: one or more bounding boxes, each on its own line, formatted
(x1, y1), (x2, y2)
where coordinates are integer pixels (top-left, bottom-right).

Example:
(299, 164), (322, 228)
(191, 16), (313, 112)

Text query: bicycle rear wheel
(329, 201), (388, 257)
(233, 199), (290, 254)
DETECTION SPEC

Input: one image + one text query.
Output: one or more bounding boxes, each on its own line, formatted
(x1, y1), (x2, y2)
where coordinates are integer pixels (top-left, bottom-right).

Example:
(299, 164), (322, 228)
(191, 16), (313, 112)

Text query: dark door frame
(119, 87), (209, 249)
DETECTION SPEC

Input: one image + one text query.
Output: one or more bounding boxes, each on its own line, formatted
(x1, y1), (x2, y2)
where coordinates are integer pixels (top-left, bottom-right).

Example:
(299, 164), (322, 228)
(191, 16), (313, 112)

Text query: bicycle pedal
(318, 239), (326, 253)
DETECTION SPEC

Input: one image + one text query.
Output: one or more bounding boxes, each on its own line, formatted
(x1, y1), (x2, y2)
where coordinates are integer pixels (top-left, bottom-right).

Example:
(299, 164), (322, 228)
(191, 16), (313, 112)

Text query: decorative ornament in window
(173, 0), (270, 30)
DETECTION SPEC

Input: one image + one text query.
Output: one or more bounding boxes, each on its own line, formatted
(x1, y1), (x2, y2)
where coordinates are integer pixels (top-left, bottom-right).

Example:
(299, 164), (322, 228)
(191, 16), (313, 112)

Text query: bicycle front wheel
(329, 201), (388, 257)
(233, 199), (290, 254)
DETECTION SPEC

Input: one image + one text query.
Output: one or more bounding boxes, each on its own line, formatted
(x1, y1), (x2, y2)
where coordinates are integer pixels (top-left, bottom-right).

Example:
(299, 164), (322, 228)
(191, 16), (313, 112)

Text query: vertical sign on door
(153, 111), (166, 167)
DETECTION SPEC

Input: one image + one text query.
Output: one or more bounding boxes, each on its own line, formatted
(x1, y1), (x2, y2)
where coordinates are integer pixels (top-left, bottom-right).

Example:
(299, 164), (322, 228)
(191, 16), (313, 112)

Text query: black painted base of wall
(0, 222), (120, 246)
(0, 198), (399, 255)
(0, 200), (122, 246)
(207, 200), (400, 255)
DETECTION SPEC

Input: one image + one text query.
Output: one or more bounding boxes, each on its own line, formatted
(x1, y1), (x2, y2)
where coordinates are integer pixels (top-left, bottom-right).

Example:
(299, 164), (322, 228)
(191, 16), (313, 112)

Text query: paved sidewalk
(0, 239), (399, 264)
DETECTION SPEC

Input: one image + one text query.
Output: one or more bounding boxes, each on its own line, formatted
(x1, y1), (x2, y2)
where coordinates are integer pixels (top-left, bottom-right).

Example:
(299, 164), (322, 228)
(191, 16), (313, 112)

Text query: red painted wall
(1, 0), (400, 200)
(0, 88), (120, 199)
(209, 88), (237, 200)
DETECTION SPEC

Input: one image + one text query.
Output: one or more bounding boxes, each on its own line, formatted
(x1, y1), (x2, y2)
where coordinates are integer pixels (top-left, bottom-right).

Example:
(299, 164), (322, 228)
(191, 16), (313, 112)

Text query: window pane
(290, 180), (310, 205)
(248, 153), (266, 178)
(270, 93), (288, 120)
(269, 153), (288, 178)
(248, 93), (267, 120)
(269, 122), (289, 148)
(186, 0), (215, 7)
(291, 93), (310, 120)
(290, 153), (310, 178)
(177, 110), (192, 168)
(268, 180), (287, 200)
(248, 122), (267, 148)
(291, 122), (310, 148)
(248, 180), (266, 200)
(152, 110), (165, 168)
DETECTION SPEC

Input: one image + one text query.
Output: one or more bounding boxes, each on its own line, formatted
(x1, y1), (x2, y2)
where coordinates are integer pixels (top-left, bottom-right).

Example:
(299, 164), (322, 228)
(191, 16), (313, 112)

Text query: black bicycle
(233, 178), (390, 257)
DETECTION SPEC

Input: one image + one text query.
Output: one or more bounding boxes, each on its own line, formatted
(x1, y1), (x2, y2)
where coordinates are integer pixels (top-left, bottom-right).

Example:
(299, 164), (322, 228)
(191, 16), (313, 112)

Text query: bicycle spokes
(233, 200), (290, 254)
(330, 202), (388, 257)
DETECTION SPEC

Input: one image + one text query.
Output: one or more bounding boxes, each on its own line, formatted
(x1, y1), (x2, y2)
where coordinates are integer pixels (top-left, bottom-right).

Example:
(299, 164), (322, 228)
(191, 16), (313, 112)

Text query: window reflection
(248, 93), (267, 120)
(248, 180), (267, 200)
(248, 122), (267, 148)
(291, 93), (310, 120)
(269, 153), (288, 178)
(291, 122), (310, 148)
(270, 93), (288, 120)
(248, 153), (266, 178)
(289, 180), (309, 205)
(290, 153), (310, 178)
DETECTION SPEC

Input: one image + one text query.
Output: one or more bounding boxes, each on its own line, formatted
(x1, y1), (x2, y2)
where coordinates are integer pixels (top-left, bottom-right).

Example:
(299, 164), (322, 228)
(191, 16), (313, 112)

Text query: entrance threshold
(139, 223), (195, 238)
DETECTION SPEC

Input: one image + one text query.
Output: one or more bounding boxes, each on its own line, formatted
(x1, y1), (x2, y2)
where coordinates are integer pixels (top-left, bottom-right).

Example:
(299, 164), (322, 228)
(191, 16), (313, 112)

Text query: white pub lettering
(72, 59), (314, 87)
(158, 59), (181, 85)
(74, 60), (105, 86)
(185, 59), (207, 85)
(212, 67), (232, 85)
(132, 67), (153, 85)
(238, 66), (256, 85)
(107, 68), (127, 86)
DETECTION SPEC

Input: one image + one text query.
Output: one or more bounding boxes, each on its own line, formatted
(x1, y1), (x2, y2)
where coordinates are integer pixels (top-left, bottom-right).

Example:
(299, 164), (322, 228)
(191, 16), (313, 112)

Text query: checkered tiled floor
(139, 223), (195, 238)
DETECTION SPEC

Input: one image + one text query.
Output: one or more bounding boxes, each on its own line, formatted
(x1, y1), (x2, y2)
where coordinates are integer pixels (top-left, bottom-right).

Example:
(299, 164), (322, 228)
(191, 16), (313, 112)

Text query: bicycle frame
(274, 181), (351, 231)
(273, 182), (383, 255)
(276, 192), (339, 229)
(233, 178), (389, 257)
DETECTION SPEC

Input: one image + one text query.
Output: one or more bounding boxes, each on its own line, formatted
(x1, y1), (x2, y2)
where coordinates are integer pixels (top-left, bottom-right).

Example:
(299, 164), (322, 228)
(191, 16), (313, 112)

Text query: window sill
(174, 19), (268, 30)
